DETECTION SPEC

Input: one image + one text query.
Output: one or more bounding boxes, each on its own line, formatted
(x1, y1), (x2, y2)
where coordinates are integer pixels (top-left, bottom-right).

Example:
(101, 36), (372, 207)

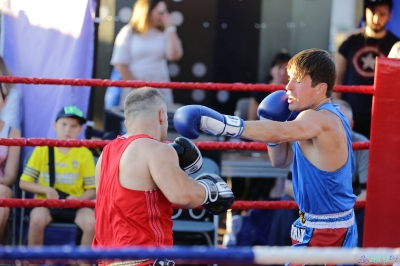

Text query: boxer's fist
(195, 173), (234, 215)
(258, 90), (292, 147)
(257, 90), (292, 121)
(174, 105), (244, 139)
(169, 137), (203, 175)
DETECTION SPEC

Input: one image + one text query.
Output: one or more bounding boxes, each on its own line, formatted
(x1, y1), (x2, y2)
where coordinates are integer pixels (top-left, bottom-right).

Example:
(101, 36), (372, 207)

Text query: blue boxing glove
(173, 105), (244, 139)
(257, 90), (292, 121)
(257, 90), (292, 146)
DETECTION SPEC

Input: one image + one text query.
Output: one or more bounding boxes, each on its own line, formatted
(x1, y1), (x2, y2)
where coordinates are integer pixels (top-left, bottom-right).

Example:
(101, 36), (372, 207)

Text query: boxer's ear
(316, 83), (327, 96)
(159, 108), (166, 125)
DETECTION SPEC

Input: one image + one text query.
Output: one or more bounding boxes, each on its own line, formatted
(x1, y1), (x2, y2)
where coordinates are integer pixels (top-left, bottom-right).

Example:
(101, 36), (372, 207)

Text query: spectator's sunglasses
(0, 83), (6, 100)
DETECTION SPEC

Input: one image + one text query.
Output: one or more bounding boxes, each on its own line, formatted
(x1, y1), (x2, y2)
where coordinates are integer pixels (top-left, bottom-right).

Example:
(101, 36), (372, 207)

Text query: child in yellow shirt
(20, 105), (95, 246)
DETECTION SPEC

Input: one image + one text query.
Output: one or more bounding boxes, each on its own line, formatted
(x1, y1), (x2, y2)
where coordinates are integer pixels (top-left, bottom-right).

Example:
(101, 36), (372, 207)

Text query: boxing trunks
(291, 209), (357, 247)
(286, 209), (357, 266)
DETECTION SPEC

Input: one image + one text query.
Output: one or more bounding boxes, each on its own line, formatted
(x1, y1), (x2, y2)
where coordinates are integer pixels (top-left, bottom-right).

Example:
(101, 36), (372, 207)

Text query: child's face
(53, 117), (82, 140)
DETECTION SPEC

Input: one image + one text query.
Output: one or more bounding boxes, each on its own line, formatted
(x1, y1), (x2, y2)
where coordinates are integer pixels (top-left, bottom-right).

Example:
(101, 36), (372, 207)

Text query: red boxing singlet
(93, 134), (173, 248)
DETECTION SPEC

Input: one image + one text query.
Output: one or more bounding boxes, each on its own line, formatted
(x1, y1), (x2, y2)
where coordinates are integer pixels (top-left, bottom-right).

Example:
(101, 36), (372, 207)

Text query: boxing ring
(0, 57), (398, 264)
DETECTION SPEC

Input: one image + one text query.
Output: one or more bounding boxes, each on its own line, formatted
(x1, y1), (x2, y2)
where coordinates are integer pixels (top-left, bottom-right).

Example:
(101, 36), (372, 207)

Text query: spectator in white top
(111, 0), (183, 109)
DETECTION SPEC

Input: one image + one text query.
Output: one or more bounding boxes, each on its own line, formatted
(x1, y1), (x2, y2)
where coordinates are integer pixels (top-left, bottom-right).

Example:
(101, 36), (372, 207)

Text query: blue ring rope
(0, 246), (255, 263)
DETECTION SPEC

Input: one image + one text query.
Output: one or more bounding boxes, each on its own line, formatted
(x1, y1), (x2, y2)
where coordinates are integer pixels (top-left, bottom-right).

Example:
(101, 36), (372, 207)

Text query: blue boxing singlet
(292, 102), (356, 214)
(287, 102), (358, 256)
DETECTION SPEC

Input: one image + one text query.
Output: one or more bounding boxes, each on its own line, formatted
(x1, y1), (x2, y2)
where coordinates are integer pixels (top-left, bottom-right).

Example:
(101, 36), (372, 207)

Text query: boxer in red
(92, 87), (234, 266)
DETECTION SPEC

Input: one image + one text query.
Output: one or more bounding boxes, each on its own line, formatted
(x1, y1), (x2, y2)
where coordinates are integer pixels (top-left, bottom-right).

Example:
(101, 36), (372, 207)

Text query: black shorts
(49, 208), (78, 223)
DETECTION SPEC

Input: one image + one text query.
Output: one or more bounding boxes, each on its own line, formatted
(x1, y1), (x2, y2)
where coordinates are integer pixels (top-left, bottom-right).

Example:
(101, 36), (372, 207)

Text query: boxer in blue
(173, 48), (358, 261)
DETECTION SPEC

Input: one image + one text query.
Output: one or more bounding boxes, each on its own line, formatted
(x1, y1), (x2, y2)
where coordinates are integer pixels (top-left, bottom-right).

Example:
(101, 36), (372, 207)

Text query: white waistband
(304, 209), (353, 220)
(303, 215), (354, 229)
(302, 209), (354, 229)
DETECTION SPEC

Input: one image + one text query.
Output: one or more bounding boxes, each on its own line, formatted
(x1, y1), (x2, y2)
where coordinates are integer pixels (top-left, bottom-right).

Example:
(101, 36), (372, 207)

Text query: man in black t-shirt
(334, 0), (399, 138)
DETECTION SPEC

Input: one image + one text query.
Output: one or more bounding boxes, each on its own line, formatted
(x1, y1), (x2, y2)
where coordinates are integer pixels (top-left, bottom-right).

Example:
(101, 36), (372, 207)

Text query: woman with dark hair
(111, 0), (183, 109)
(247, 51), (292, 120)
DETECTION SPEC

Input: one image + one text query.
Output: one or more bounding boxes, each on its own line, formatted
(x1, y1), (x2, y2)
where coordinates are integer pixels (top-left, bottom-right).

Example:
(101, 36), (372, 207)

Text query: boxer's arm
(149, 143), (206, 208)
(240, 120), (294, 168)
(241, 110), (325, 145)
(267, 141), (294, 168)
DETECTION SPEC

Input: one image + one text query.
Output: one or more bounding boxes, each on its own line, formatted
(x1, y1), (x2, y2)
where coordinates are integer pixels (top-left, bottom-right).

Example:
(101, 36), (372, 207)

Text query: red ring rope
(0, 76), (374, 94)
(0, 198), (365, 210)
(0, 138), (369, 150)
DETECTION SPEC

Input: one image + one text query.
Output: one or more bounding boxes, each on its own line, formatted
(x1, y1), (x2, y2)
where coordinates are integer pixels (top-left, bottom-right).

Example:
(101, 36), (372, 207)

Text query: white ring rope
(253, 246), (400, 265)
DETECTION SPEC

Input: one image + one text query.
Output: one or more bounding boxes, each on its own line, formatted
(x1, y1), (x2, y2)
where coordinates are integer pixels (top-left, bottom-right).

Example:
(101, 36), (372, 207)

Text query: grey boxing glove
(195, 173), (235, 215)
(169, 137), (203, 175)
